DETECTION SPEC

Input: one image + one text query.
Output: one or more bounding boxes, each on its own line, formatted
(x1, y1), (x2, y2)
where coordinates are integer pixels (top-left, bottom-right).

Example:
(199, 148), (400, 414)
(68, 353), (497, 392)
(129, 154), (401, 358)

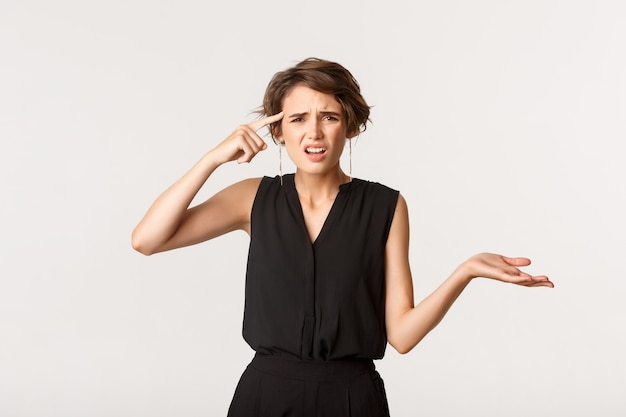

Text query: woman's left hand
(458, 253), (554, 288)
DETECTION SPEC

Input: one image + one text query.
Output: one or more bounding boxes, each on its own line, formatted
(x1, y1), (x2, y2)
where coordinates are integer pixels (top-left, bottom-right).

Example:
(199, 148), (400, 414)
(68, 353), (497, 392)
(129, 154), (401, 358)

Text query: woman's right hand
(212, 112), (284, 164)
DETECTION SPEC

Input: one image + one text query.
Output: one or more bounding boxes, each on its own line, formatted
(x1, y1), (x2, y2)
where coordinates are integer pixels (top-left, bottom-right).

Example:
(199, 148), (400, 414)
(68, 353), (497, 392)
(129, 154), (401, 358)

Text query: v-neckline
(283, 174), (353, 246)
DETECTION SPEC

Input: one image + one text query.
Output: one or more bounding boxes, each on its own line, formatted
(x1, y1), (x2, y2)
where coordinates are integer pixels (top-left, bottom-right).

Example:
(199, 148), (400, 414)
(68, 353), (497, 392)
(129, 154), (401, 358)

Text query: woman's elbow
(389, 342), (413, 355)
(387, 335), (418, 355)
(131, 231), (156, 256)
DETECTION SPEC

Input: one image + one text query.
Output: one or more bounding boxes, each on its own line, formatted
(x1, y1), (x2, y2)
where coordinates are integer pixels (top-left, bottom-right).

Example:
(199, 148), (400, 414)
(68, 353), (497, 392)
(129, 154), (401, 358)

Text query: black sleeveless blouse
(242, 174), (399, 361)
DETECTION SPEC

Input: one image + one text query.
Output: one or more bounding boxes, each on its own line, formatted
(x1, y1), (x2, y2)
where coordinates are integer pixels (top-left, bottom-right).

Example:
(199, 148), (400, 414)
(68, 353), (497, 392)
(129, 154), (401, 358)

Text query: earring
(348, 138), (353, 181)
(278, 142), (284, 186)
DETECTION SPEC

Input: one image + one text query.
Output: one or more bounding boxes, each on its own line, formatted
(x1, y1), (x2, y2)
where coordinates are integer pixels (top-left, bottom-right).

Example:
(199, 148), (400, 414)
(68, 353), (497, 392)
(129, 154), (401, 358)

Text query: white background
(1, 0), (624, 416)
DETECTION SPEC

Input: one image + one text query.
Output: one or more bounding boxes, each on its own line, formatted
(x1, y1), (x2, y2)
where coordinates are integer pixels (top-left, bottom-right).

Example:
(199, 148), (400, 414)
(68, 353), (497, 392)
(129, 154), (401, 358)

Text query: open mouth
(305, 147), (326, 154)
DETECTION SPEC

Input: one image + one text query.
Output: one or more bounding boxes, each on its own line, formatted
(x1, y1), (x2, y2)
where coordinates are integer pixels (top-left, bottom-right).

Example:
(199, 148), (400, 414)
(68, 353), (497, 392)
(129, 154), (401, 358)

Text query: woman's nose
(307, 119), (322, 140)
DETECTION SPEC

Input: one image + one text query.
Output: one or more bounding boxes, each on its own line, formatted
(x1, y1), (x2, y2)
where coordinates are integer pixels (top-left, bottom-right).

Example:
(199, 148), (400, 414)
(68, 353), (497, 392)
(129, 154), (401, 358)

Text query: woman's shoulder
(227, 177), (265, 193)
(215, 177), (266, 206)
(351, 177), (400, 197)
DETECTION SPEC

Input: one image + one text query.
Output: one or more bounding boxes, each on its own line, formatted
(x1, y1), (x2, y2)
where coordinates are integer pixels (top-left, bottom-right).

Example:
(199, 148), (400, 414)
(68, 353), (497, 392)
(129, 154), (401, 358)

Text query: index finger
(248, 111), (284, 132)
(502, 256), (531, 267)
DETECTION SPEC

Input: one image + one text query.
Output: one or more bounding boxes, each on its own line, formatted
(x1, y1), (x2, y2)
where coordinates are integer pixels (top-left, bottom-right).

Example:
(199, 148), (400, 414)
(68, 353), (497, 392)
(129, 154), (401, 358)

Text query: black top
(242, 174), (400, 361)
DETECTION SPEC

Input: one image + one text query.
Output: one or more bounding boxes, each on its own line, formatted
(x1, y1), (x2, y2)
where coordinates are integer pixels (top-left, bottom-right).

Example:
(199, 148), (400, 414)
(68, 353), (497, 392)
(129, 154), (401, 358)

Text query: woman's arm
(131, 113), (283, 255)
(384, 194), (554, 354)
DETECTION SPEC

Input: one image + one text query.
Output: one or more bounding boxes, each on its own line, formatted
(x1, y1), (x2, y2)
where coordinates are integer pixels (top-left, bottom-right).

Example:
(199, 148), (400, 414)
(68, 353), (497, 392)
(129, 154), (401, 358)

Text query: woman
(132, 57), (554, 416)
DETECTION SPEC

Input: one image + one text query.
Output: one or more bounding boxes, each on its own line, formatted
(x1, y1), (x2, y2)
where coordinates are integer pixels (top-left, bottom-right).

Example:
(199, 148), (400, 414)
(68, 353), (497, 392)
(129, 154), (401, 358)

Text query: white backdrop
(1, 1), (624, 416)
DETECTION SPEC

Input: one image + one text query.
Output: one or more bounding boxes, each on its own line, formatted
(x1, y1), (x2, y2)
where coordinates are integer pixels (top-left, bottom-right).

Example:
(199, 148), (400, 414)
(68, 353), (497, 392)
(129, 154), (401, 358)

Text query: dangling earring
(348, 138), (353, 181)
(278, 142), (284, 186)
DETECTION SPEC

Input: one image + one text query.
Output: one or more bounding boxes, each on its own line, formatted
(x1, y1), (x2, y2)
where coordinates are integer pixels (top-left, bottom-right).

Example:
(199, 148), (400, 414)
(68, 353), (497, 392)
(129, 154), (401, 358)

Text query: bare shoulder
(154, 177), (264, 252)
(193, 176), (264, 228)
(227, 177), (264, 196)
(392, 193), (409, 226)
(210, 177), (263, 212)
(385, 193), (411, 271)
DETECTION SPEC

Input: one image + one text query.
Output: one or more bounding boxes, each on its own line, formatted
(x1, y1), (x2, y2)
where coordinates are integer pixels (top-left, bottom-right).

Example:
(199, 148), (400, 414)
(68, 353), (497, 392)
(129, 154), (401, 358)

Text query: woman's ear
(270, 123), (282, 141)
(346, 127), (359, 139)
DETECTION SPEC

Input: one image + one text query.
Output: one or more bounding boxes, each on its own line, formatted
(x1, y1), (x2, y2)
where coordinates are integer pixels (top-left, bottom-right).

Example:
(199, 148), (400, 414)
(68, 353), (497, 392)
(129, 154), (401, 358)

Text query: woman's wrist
(450, 261), (475, 286)
(198, 148), (227, 173)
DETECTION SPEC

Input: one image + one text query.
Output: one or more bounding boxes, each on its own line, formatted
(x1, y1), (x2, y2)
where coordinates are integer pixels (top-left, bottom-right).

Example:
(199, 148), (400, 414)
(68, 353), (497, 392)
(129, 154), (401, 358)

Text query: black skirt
(227, 353), (391, 417)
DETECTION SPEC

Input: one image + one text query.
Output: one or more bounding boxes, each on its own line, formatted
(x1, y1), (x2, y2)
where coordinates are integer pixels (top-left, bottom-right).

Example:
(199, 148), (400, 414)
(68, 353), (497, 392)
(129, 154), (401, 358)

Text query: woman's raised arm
(131, 113), (283, 255)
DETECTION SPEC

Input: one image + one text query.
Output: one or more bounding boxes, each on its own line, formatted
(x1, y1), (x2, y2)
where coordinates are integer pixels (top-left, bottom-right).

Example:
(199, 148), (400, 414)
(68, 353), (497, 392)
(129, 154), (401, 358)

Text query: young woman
(132, 57), (554, 416)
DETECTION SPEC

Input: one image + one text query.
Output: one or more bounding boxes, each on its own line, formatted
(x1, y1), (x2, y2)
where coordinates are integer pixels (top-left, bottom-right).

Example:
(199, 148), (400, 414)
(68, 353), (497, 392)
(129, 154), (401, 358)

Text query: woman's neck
(293, 168), (351, 204)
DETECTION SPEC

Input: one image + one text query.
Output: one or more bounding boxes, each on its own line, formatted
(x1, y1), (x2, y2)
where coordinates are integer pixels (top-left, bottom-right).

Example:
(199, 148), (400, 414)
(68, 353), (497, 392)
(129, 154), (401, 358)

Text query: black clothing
(242, 174), (400, 361)
(227, 353), (390, 417)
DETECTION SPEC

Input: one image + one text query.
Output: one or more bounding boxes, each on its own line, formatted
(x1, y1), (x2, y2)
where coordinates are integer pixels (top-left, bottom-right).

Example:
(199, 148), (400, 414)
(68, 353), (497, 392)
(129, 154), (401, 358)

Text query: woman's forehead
(282, 85), (341, 111)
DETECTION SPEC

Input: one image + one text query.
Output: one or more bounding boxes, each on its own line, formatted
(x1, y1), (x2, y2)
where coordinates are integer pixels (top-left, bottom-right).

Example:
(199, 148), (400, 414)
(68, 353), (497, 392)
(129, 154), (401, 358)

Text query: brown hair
(260, 57), (371, 142)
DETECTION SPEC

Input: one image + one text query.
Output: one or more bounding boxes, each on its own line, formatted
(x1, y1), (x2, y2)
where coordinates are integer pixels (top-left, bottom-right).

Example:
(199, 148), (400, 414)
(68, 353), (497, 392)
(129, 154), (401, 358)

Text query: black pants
(227, 353), (390, 417)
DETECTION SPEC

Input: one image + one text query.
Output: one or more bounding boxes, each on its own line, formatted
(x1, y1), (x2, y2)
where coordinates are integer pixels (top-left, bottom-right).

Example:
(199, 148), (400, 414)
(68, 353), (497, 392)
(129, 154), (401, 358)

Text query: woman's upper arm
(152, 177), (262, 253)
(384, 193), (415, 349)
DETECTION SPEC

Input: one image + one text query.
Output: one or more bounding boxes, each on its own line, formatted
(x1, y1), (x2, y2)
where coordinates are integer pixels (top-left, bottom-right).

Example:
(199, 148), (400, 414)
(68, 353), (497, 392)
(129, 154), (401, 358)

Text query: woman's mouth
(305, 147), (326, 154)
(304, 146), (327, 162)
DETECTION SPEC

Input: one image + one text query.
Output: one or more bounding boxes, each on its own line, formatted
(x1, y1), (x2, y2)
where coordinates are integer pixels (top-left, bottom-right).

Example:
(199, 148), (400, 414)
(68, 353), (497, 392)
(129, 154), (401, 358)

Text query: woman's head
(261, 57), (371, 142)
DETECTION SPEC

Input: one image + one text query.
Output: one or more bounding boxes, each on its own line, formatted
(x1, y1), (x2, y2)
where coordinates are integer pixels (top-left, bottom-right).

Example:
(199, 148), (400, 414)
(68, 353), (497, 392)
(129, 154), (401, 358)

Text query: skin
(132, 85), (554, 355)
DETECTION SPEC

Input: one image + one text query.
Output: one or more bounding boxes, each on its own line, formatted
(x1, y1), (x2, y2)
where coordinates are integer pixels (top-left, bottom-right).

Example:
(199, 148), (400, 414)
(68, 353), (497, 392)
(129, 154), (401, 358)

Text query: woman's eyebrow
(287, 111), (341, 118)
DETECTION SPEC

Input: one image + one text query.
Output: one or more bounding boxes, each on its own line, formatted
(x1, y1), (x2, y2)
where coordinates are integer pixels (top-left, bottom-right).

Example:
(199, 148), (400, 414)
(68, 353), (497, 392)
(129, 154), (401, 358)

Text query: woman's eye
(323, 115), (338, 121)
(290, 118), (303, 123)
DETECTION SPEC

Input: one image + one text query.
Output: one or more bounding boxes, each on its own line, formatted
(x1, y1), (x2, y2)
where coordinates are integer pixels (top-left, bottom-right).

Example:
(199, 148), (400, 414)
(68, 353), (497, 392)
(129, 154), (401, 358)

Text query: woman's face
(276, 85), (349, 176)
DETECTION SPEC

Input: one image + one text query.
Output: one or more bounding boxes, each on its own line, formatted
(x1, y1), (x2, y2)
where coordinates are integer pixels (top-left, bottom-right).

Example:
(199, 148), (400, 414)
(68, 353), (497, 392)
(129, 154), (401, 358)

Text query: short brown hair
(260, 57), (371, 142)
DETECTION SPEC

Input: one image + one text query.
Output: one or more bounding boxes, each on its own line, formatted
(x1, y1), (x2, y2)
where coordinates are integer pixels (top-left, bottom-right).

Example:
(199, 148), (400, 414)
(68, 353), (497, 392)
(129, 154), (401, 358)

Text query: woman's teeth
(306, 147), (326, 154)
